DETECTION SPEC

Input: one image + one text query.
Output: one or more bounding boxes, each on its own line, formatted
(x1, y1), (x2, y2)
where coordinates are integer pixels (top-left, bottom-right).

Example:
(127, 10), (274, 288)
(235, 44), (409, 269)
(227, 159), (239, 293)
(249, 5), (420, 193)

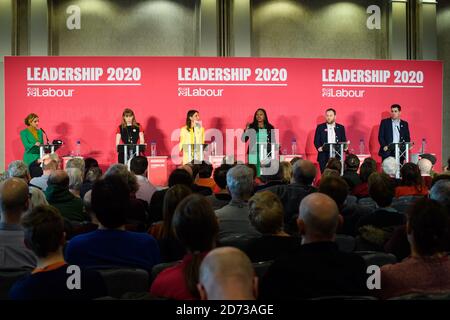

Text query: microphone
(41, 128), (50, 144)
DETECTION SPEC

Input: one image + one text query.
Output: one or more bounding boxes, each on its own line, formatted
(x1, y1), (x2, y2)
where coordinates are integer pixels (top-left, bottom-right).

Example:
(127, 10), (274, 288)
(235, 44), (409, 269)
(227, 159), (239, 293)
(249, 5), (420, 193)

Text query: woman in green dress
(20, 113), (44, 168)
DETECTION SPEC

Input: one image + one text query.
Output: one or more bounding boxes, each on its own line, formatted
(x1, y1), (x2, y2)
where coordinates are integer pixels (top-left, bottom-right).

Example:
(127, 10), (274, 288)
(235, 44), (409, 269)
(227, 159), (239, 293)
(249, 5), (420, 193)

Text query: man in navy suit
(378, 104), (411, 161)
(314, 108), (347, 173)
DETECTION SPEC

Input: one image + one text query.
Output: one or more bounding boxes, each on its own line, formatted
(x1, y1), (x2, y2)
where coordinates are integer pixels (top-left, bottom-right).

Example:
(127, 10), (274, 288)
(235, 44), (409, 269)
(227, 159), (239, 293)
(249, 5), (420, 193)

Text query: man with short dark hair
(342, 154), (361, 190)
(45, 170), (87, 222)
(206, 164), (232, 210)
(195, 161), (216, 191)
(0, 178), (37, 270)
(314, 108), (347, 173)
(9, 205), (107, 300)
(130, 156), (156, 205)
(259, 193), (367, 300)
(378, 104), (411, 160)
(65, 175), (160, 271)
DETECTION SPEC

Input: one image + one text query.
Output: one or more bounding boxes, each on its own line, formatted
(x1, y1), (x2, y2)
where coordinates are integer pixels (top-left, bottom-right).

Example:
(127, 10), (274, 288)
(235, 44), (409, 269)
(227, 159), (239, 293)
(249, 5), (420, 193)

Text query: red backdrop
(4, 56), (443, 170)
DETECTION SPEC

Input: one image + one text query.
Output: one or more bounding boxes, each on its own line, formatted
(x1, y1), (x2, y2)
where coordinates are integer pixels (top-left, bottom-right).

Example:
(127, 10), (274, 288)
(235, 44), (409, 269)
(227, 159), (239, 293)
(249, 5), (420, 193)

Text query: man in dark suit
(314, 108), (347, 173)
(378, 104), (411, 160)
(259, 193), (368, 300)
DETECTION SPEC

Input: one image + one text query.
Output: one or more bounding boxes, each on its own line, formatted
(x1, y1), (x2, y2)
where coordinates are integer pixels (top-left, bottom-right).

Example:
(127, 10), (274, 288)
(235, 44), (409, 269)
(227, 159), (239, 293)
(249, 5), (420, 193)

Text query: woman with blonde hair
(179, 109), (205, 164)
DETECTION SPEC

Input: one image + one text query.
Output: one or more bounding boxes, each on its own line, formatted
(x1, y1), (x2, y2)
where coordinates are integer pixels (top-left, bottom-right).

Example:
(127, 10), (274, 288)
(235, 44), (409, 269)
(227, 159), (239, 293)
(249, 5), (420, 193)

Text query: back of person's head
(407, 198), (449, 257)
(318, 176), (349, 209)
(198, 247), (256, 300)
(85, 167), (102, 183)
(22, 205), (64, 258)
(172, 194), (219, 298)
(7, 160), (29, 180)
(325, 157), (342, 173)
(198, 161), (213, 179)
(168, 168), (193, 187)
(292, 159), (317, 185)
(382, 157), (398, 177)
(66, 167), (83, 192)
(0, 178), (29, 215)
(290, 156), (302, 166)
(430, 179), (450, 210)
(189, 162), (201, 180)
(363, 157), (377, 171)
(279, 161), (293, 184)
(42, 155), (58, 172)
(400, 162), (423, 187)
(104, 163), (138, 193)
(130, 156), (148, 176)
(91, 175), (130, 229)
(226, 165), (253, 199)
(359, 161), (376, 183)
(417, 158), (433, 175)
(48, 170), (70, 189)
(321, 168), (340, 179)
(83, 157), (99, 178)
(344, 154), (360, 172)
(65, 158), (85, 175)
(298, 193), (340, 241)
(162, 184), (192, 238)
(213, 164), (232, 190)
(249, 191), (284, 234)
(368, 172), (395, 207)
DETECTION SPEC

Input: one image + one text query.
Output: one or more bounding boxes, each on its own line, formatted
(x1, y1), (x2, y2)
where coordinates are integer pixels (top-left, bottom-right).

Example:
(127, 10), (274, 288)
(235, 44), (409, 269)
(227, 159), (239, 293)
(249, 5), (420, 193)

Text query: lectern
(322, 141), (349, 175)
(389, 141), (413, 179)
(117, 144), (146, 165)
(183, 143), (208, 164)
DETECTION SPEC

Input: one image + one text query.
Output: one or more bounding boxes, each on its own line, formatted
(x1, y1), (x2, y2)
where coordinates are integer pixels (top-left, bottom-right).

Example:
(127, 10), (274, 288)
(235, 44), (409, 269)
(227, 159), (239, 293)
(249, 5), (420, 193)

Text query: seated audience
(149, 184), (191, 262)
(45, 170), (87, 222)
(264, 159), (317, 234)
(66, 167), (83, 198)
(0, 178), (37, 270)
(194, 161), (216, 191)
(9, 205), (106, 300)
(352, 161), (376, 198)
(80, 166), (102, 199)
(259, 193), (368, 300)
(379, 198), (450, 299)
(395, 163), (428, 197)
(342, 154), (361, 191)
(8, 160), (48, 211)
(65, 157), (85, 176)
(279, 161), (293, 184)
(130, 156), (156, 205)
(206, 164), (232, 210)
(82, 157), (99, 180)
(215, 165), (260, 241)
(29, 154), (58, 191)
(65, 175), (160, 271)
(255, 160), (288, 192)
(242, 191), (299, 262)
(197, 247), (257, 300)
(417, 158), (433, 189)
(150, 194), (219, 300)
(356, 173), (405, 251)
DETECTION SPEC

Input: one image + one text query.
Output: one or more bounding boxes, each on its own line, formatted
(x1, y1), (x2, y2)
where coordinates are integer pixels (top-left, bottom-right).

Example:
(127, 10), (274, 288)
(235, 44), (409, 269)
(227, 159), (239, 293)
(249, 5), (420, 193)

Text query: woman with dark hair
(148, 184), (192, 262)
(150, 194), (219, 300)
(115, 108), (145, 164)
(243, 108), (275, 176)
(179, 109), (205, 164)
(20, 113), (45, 173)
(395, 162), (428, 197)
(352, 161), (377, 198)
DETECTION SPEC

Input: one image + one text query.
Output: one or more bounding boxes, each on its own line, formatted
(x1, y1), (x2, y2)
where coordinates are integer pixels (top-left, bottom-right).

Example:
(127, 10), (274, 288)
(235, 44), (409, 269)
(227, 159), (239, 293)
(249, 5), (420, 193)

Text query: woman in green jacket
(20, 113), (44, 167)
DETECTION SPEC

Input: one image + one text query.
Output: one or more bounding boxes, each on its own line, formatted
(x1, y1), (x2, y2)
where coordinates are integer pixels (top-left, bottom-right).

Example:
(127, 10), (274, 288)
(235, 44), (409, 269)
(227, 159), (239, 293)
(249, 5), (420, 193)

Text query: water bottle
(211, 141), (216, 156)
(291, 138), (297, 155)
(74, 140), (81, 157)
(359, 139), (365, 155)
(150, 141), (157, 157)
(421, 138), (426, 154)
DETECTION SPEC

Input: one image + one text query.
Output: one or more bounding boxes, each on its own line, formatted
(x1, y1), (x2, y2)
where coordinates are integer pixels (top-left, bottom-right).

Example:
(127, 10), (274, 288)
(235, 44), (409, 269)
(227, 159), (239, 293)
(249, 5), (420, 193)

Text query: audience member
(417, 158), (433, 189)
(206, 164), (232, 210)
(66, 167), (83, 198)
(342, 154), (361, 191)
(29, 154), (58, 191)
(395, 163), (428, 197)
(130, 156), (156, 205)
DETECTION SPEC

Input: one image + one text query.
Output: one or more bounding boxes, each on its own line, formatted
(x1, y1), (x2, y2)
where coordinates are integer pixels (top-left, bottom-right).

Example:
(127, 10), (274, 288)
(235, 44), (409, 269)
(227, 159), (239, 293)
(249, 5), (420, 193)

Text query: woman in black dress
(115, 108), (145, 164)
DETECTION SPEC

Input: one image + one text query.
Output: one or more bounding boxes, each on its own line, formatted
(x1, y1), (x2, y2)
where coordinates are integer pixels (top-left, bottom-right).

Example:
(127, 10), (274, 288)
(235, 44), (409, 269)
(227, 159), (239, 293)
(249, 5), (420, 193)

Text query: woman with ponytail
(150, 194), (218, 300)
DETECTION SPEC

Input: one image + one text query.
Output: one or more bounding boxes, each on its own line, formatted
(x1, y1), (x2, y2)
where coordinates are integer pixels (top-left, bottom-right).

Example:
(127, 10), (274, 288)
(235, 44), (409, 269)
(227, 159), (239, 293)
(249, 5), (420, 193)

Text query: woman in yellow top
(20, 113), (44, 167)
(179, 109), (205, 164)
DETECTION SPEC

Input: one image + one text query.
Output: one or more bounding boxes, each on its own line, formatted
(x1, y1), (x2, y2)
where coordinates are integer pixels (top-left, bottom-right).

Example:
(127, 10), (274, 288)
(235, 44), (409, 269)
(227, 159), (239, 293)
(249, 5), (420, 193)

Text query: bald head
(418, 158), (432, 175)
(298, 193), (340, 241)
(198, 247), (256, 300)
(0, 178), (29, 216)
(48, 170), (69, 189)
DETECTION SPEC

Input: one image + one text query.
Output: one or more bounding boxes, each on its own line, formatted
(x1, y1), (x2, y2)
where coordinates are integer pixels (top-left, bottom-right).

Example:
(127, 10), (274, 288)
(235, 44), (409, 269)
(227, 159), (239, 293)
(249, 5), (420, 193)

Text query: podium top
(117, 144), (147, 147)
(389, 141), (413, 145)
(322, 141), (349, 147)
(182, 143), (209, 148)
